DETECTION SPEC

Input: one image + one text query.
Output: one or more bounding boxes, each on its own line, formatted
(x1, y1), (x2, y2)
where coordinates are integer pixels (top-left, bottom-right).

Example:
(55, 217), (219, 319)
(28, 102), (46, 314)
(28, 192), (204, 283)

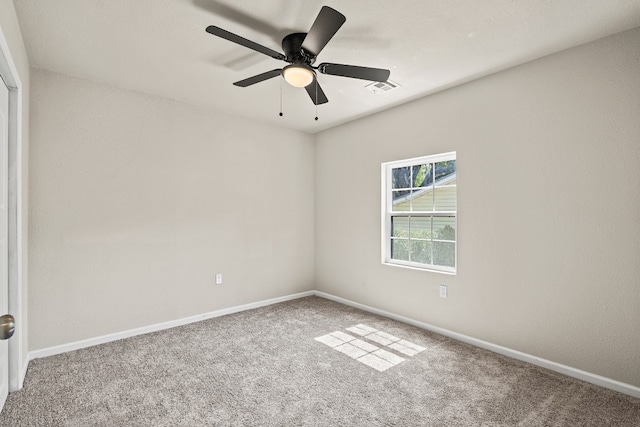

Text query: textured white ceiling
(13, 0), (640, 133)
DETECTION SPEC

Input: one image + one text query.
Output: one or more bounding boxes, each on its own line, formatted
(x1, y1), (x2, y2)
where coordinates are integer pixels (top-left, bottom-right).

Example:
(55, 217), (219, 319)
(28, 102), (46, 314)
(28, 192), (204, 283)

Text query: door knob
(0, 314), (15, 340)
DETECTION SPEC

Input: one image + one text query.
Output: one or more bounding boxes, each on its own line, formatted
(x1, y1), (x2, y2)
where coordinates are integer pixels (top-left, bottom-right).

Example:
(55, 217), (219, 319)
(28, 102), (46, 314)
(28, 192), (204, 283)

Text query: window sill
(382, 260), (457, 275)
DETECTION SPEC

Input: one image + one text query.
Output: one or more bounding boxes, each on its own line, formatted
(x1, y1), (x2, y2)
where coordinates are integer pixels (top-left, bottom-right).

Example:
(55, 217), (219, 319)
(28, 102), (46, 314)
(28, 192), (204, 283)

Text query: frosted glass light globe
(282, 65), (314, 88)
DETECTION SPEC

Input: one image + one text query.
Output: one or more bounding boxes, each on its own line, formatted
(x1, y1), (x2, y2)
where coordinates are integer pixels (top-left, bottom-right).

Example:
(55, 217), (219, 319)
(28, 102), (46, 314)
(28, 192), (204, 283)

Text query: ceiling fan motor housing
(282, 33), (315, 65)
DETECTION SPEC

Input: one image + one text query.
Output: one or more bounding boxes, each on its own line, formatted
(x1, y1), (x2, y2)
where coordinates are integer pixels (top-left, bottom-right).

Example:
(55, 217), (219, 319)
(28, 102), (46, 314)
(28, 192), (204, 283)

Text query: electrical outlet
(215, 274), (223, 285)
(439, 284), (447, 298)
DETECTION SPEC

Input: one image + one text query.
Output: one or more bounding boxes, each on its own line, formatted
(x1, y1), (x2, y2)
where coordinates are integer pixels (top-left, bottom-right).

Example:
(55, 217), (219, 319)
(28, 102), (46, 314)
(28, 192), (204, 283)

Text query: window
(381, 152), (457, 274)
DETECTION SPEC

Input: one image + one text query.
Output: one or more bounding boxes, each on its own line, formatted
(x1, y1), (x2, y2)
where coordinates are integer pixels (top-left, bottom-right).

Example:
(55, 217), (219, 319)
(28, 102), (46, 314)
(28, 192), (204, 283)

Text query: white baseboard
(26, 289), (640, 399)
(28, 291), (314, 360)
(314, 291), (640, 399)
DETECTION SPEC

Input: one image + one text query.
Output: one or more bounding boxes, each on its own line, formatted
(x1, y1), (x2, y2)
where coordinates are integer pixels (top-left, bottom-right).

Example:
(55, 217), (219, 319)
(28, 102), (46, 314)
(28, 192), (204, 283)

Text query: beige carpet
(1, 296), (639, 426)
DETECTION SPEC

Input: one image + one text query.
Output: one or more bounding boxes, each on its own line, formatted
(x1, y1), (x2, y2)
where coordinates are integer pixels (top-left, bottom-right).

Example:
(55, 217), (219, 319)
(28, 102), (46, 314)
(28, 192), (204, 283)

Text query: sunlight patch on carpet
(315, 324), (425, 371)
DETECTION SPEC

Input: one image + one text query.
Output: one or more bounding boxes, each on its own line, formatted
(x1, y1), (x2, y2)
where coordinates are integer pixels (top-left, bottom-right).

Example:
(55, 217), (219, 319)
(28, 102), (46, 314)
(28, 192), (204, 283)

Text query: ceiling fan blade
(318, 63), (390, 82)
(233, 69), (282, 87)
(206, 26), (285, 61)
(305, 79), (329, 105)
(301, 6), (346, 57)
(195, 1), (281, 41)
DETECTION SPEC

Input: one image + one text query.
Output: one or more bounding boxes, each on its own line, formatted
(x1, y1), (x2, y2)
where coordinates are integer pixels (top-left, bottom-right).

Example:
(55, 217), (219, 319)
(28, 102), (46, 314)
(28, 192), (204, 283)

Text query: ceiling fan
(205, 6), (391, 106)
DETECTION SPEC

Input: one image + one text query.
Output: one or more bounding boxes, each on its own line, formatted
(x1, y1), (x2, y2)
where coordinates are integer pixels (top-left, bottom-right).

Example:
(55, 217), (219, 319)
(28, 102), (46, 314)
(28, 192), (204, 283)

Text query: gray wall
(28, 69), (315, 350)
(0, 0), (30, 375)
(315, 27), (640, 387)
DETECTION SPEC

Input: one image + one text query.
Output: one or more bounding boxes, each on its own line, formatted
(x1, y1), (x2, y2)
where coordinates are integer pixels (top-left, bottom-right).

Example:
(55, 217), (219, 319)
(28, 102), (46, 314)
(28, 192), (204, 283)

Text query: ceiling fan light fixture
(282, 65), (315, 88)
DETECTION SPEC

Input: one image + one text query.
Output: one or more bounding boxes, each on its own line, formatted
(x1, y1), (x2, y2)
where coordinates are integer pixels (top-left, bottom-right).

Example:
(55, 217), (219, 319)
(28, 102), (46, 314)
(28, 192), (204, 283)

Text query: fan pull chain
(314, 79), (319, 121)
(279, 79), (283, 117)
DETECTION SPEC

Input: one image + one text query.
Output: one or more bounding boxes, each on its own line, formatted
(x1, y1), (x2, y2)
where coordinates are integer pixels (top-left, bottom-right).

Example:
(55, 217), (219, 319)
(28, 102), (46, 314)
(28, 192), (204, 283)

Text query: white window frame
(381, 152), (457, 274)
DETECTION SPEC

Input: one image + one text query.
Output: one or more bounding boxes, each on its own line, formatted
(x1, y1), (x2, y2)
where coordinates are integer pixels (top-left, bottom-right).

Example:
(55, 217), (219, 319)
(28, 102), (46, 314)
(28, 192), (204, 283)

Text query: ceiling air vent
(365, 80), (400, 94)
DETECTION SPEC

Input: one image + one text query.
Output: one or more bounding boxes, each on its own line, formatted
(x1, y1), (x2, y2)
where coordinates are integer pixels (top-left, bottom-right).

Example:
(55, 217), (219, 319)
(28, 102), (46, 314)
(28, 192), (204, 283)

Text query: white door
(0, 78), (9, 410)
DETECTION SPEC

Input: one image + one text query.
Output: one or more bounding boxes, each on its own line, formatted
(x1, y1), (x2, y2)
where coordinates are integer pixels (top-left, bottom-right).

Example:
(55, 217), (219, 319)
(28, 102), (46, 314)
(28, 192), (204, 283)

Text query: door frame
(0, 25), (25, 392)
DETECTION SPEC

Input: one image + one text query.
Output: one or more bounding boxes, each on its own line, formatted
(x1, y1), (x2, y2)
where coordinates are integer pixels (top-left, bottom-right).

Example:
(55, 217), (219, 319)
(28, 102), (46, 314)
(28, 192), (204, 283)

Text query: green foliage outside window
(392, 161), (455, 190)
(391, 223), (455, 268)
